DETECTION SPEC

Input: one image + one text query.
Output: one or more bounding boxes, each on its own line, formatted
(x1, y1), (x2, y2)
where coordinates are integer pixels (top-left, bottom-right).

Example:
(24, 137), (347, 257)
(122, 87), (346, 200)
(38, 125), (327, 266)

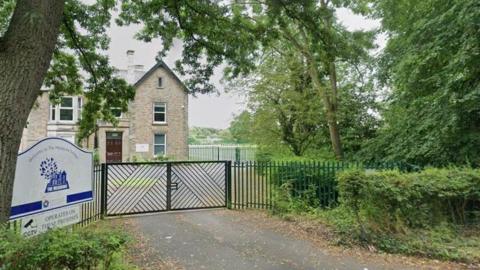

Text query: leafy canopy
(0, 0), (267, 141)
(361, 0), (480, 166)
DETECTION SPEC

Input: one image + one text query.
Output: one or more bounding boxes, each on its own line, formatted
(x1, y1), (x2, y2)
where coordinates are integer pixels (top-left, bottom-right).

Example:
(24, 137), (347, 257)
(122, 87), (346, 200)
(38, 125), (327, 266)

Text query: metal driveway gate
(103, 161), (230, 216)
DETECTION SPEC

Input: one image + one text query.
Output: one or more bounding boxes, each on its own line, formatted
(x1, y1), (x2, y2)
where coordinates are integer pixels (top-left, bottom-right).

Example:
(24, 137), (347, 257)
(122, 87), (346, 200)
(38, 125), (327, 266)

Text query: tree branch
(62, 16), (98, 89)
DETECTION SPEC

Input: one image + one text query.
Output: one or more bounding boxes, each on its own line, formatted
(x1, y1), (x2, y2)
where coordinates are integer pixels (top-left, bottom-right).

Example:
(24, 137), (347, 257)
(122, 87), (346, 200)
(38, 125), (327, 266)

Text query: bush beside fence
(230, 161), (411, 210)
(338, 167), (480, 229)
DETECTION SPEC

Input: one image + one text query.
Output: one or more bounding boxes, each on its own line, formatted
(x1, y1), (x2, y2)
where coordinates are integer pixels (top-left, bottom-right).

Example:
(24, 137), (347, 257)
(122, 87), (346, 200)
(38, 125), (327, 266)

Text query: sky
(106, 8), (383, 129)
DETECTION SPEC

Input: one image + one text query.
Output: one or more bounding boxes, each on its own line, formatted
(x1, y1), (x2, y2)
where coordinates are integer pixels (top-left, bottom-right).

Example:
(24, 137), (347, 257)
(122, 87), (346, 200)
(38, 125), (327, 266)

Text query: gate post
(100, 163), (108, 218)
(226, 161), (232, 209)
(235, 147), (240, 161)
(166, 163), (172, 211)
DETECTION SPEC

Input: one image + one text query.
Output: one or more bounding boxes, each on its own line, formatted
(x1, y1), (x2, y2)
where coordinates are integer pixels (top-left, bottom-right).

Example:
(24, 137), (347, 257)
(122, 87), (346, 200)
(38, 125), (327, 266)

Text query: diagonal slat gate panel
(106, 163), (167, 215)
(170, 162), (226, 210)
(105, 161), (229, 216)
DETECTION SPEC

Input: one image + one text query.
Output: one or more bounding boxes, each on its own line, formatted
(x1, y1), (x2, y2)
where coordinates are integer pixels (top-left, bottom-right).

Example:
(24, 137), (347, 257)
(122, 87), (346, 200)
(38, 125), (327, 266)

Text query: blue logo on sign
(40, 158), (70, 193)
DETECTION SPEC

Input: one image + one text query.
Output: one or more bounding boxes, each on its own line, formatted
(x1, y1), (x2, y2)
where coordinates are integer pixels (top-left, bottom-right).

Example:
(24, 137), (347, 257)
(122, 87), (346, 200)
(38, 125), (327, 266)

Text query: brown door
(106, 132), (122, 163)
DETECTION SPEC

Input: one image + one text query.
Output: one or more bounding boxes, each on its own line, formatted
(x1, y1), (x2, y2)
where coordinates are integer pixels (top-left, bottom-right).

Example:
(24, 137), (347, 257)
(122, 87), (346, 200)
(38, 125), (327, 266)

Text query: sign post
(10, 137), (93, 222)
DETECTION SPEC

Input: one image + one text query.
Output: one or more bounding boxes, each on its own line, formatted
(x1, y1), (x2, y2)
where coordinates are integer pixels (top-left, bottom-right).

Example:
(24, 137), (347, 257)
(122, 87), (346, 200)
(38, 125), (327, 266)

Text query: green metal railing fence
(229, 161), (411, 210)
(189, 144), (257, 161)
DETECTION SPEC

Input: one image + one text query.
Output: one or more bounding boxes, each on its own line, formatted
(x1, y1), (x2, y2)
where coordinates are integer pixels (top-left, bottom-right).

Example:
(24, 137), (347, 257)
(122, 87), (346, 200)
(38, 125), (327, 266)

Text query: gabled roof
(133, 60), (188, 92)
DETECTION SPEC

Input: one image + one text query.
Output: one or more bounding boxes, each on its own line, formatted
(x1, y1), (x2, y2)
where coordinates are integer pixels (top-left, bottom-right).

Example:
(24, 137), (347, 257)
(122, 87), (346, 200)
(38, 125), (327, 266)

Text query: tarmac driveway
(120, 209), (419, 270)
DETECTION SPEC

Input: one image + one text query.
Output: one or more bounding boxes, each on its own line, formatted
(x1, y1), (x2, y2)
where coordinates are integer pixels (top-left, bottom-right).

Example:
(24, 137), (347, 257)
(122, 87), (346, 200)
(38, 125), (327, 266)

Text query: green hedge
(269, 161), (411, 208)
(338, 167), (480, 232)
(272, 163), (338, 208)
(0, 225), (129, 270)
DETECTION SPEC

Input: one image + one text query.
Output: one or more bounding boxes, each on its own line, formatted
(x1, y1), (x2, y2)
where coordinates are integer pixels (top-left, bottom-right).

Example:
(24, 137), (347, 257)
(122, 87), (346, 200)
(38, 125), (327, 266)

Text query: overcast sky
(106, 8), (384, 129)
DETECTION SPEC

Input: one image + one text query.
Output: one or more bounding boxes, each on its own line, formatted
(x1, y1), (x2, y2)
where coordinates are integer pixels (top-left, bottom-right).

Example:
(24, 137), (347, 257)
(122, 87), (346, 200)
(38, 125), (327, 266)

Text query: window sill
(152, 122), (168, 126)
(48, 121), (77, 125)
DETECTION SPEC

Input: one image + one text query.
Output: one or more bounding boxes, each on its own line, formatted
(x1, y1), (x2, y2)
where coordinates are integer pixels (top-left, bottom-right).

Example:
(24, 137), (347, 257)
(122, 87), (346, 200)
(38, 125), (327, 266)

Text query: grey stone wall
(129, 67), (189, 160)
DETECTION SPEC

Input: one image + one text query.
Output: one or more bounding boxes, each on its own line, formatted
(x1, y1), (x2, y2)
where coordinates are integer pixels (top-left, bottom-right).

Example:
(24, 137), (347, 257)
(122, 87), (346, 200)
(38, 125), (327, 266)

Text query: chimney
(126, 50), (135, 66)
(126, 50), (135, 83)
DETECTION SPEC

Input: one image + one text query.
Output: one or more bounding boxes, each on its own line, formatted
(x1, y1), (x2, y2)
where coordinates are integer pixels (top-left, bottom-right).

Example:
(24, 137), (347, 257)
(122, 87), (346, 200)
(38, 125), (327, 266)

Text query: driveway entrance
(119, 209), (419, 270)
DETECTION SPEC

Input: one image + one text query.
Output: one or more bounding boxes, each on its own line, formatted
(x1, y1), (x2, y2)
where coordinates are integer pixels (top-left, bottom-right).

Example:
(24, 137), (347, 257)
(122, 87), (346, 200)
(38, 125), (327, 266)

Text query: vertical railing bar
(166, 163), (172, 211)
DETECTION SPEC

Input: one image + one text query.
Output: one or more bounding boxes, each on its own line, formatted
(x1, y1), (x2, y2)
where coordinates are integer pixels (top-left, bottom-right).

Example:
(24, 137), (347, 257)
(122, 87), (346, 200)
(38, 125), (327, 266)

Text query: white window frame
(152, 102), (167, 124)
(59, 96), (74, 122)
(49, 104), (56, 121)
(153, 133), (167, 156)
(49, 96), (81, 124)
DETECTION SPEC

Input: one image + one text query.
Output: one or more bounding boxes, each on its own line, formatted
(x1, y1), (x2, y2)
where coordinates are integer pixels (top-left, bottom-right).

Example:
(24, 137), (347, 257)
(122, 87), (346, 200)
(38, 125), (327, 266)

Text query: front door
(106, 132), (122, 163)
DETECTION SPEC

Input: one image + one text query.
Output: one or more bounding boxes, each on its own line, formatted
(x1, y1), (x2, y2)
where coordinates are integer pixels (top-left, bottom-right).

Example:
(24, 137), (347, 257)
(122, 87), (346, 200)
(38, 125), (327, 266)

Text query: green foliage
(228, 45), (379, 158)
(0, 225), (131, 270)
(270, 166), (480, 263)
(361, 0), (480, 166)
(130, 154), (170, 162)
(93, 149), (100, 165)
(317, 207), (480, 263)
(271, 182), (320, 216)
(270, 162), (341, 210)
(0, 0), (14, 37)
(228, 111), (254, 144)
(118, 0), (264, 93)
(338, 168), (480, 231)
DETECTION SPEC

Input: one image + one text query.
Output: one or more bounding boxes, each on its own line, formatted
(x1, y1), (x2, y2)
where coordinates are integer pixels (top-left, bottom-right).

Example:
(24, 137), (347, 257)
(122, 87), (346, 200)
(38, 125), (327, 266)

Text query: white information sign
(135, 144), (149, 152)
(10, 137), (93, 220)
(21, 205), (81, 237)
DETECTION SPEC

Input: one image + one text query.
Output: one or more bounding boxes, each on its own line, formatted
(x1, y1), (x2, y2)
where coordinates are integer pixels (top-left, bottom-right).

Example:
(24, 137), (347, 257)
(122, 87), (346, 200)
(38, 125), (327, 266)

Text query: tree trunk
(306, 59), (343, 160)
(326, 61), (343, 160)
(0, 0), (65, 224)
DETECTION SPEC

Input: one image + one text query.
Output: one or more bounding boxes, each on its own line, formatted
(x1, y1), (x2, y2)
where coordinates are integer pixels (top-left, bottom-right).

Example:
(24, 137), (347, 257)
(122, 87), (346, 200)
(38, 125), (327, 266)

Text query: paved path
(123, 209), (415, 270)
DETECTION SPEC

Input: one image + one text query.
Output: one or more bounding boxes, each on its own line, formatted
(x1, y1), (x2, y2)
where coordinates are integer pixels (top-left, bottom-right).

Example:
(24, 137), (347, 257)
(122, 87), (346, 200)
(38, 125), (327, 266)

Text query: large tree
(0, 0), (261, 223)
(120, 1), (376, 160)
(360, 0), (480, 166)
(229, 44), (379, 158)
(244, 48), (326, 156)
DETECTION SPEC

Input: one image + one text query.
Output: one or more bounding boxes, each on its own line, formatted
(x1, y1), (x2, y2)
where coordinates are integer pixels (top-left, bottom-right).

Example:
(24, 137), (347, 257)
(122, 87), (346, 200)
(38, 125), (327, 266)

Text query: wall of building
(20, 63), (189, 161)
(129, 67), (189, 160)
(20, 92), (50, 151)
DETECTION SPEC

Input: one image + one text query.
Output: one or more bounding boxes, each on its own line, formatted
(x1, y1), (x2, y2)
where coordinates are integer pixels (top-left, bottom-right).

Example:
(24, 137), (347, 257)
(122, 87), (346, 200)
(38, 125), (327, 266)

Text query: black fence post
(166, 163), (172, 211)
(100, 163), (108, 218)
(226, 161), (232, 209)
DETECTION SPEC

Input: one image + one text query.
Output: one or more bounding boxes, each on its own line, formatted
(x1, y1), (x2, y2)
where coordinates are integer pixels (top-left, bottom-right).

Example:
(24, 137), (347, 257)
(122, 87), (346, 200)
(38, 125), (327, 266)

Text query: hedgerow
(338, 167), (480, 231)
(271, 167), (480, 263)
(0, 224), (131, 270)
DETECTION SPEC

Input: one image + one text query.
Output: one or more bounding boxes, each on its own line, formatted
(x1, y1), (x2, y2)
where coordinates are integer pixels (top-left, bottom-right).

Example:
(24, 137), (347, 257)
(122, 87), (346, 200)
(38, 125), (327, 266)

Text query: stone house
(20, 51), (189, 162)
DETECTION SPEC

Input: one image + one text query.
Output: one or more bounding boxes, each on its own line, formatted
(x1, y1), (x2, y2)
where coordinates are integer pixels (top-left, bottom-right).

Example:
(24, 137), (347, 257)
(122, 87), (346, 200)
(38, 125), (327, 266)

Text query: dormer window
(157, 77), (163, 88)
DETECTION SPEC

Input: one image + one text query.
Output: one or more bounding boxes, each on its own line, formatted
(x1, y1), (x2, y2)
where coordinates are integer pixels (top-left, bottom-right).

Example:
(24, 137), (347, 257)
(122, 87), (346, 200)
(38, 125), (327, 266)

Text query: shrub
(337, 167), (480, 233)
(271, 181), (320, 216)
(271, 162), (339, 208)
(0, 225), (130, 270)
